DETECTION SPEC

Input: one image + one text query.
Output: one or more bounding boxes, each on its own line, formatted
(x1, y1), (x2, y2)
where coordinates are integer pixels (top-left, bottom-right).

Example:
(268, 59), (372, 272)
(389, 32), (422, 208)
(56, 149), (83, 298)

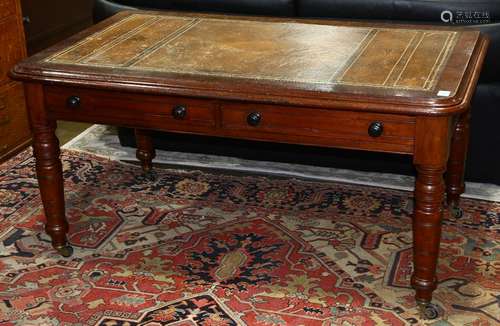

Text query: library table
(10, 11), (489, 318)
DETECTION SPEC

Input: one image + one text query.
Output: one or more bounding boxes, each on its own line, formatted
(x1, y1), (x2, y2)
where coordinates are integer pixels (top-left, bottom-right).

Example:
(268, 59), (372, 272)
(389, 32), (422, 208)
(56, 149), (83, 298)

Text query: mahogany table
(11, 11), (488, 318)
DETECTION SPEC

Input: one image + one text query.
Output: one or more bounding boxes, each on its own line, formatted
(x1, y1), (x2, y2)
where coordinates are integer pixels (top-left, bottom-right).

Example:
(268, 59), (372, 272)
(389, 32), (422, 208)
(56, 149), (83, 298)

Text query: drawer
(0, 15), (25, 85)
(220, 102), (416, 154)
(0, 82), (30, 155)
(45, 86), (217, 133)
(0, 0), (16, 21)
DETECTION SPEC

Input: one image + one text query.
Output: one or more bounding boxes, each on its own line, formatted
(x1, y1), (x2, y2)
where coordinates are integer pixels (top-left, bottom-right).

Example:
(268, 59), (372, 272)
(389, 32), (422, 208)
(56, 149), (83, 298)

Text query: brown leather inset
(85, 17), (197, 66)
(339, 30), (420, 86)
(52, 14), (156, 63)
(395, 32), (456, 89)
(47, 14), (463, 93)
(134, 19), (372, 84)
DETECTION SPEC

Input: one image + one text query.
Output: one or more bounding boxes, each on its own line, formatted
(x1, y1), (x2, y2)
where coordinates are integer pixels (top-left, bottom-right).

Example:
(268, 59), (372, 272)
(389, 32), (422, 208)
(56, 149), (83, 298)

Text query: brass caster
(55, 245), (74, 258)
(449, 205), (463, 219)
(417, 301), (440, 320)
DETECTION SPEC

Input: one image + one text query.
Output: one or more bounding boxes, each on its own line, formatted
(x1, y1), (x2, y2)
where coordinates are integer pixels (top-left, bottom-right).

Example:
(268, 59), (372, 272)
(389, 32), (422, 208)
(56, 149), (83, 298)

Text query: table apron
(44, 85), (417, 155)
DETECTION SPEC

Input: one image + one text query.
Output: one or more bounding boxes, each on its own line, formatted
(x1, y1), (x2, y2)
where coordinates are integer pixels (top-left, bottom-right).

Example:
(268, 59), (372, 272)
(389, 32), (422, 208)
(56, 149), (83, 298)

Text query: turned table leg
(412, 164), (445, 319)
(411, 116), (454, 319)
(135, 128), (155, 173)
(446, 110), (470, 217)
(25, 83), (72, 257)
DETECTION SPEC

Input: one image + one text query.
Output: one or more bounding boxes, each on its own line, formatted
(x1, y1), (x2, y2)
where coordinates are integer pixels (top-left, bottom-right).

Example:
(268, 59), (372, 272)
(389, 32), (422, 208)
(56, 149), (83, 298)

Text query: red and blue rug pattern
(0, 150), (498, 325)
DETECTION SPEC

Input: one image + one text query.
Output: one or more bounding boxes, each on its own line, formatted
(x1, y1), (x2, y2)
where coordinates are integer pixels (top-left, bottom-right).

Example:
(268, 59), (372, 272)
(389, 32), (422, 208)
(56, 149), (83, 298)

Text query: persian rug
(0, 149), (498, 325)
(63, 124), (500, 202)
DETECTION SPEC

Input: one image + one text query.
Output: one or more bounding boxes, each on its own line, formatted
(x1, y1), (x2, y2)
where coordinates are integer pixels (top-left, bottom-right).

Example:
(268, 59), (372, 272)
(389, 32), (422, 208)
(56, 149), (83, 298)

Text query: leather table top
(11, 11), (485, 113)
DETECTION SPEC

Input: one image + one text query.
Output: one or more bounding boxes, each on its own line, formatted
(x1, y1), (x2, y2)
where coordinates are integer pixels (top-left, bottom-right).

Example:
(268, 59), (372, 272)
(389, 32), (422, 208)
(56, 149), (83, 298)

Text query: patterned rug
(0, 149), (498, 325)
(63, 125), (500, 202)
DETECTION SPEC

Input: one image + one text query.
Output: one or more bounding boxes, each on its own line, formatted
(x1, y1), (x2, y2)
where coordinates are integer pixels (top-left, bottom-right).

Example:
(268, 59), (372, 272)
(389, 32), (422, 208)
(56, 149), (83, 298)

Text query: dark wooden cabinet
(0, 0), (30, 162)
(20, 0), (93, 54)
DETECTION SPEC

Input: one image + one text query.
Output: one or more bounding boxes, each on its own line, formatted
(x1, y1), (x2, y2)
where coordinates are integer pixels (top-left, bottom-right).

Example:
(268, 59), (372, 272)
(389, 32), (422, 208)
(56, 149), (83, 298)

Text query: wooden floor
(56, 121), (91, 144)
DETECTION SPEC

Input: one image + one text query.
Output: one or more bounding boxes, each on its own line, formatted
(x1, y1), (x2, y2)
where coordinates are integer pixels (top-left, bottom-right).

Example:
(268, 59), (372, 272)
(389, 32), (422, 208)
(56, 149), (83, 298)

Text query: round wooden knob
(172, 105), (187, 120)
(66, 96), (81, 108)
(368, 121), (384, 137)
(247, 112), (262, 126)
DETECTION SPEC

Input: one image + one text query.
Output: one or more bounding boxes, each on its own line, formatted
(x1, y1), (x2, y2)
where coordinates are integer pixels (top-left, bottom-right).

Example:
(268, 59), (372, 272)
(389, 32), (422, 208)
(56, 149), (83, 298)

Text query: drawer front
(221, 102), (416, 153)
(0, 82), (30, 155)
(0, 15), (25, 85)
(0, 0), (16, 21)
(44, 86), (415, 154)
(45, 86), (217, 133)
